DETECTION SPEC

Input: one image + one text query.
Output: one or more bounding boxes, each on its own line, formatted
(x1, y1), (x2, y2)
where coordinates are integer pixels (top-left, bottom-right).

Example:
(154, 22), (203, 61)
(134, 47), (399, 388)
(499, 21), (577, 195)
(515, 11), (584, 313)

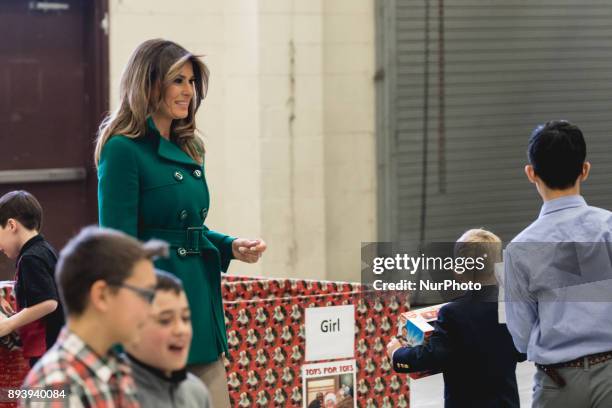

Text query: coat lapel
(147, 117), (201, 168)
(157, 137), (200, 167)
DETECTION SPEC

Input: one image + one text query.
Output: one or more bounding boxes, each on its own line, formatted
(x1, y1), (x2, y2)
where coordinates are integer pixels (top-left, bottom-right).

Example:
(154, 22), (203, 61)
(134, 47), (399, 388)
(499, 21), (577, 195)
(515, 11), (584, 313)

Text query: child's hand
(386, 337), (404, 360)
(0, 319), (14, 338)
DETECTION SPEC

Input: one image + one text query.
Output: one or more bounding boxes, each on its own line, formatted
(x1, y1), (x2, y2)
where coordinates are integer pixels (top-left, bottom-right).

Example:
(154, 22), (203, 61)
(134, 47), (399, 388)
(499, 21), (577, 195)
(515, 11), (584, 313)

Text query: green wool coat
(97, 117), (235, 365)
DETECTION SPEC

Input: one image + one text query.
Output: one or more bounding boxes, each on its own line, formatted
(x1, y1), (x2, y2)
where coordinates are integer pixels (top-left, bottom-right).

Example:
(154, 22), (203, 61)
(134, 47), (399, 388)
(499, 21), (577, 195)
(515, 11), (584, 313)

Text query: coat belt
(141, 227), (210, 257)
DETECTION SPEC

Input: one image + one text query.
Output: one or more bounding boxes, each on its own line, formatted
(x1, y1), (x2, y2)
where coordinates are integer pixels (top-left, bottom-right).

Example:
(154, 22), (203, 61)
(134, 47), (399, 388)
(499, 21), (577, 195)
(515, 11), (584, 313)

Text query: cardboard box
(398, 304), (446, 379)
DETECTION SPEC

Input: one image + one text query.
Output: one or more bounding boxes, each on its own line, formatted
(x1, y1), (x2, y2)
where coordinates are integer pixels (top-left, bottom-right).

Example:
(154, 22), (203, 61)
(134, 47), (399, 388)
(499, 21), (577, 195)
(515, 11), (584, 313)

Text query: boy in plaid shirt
(21, 226), (167, 408)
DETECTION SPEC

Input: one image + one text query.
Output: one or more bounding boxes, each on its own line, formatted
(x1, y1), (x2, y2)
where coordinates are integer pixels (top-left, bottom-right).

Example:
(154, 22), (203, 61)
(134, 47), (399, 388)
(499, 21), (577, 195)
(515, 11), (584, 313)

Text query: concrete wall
(108, 0), (376, 281)
(322, 0), (377, 282)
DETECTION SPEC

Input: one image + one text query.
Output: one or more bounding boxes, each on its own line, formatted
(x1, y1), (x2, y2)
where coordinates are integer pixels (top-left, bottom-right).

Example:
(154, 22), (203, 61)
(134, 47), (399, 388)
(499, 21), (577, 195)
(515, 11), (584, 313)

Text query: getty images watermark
(360, 242), (501, 302)
(370, 252), (488, 291)
(363, 241), (612, 302)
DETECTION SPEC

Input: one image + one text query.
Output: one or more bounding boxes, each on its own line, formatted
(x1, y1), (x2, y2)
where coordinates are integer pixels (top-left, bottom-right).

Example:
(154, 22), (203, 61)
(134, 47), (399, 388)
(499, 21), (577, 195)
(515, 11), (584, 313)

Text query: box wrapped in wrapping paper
(398, 303), (446, 379)
(0, 282), (21, 351)
(0, 281), (30, 406)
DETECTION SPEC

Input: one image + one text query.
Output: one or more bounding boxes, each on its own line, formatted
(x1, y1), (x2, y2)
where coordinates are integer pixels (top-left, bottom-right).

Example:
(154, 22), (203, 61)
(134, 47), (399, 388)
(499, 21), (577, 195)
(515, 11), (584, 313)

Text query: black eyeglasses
(109, 282), (156, 304)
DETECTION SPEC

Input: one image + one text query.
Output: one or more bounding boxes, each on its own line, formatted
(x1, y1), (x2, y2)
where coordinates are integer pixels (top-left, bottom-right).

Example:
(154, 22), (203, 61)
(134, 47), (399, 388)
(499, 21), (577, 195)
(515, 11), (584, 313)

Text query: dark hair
(527, 120), (587, 190)
(0, 190), (43, 230)
(155, 269), (183, 295)
(57, 226), (168, 316)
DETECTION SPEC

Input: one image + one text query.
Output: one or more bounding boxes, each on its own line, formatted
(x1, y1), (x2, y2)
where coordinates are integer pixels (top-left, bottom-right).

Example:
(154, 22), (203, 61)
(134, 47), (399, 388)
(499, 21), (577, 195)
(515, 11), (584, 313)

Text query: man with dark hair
(22, 226), (168, 408)
(526, 120), (587, 190)
(505, 120), (612, 407)
(0, 190), (64, 367)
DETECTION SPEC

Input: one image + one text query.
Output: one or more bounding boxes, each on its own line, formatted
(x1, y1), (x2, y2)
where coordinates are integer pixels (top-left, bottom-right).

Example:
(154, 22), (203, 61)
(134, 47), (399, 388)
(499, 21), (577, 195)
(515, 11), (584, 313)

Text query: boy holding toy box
(387, 229), (525, 408)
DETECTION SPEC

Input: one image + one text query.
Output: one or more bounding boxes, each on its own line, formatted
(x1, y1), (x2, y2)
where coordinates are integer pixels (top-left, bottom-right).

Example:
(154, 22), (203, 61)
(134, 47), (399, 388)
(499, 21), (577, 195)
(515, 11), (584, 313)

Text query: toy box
(398, 303), (446, 379)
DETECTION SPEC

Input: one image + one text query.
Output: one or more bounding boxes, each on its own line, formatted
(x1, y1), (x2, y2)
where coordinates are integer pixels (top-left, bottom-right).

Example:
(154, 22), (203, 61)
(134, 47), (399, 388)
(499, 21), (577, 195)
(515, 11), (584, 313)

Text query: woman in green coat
(94, 39), (266, 408)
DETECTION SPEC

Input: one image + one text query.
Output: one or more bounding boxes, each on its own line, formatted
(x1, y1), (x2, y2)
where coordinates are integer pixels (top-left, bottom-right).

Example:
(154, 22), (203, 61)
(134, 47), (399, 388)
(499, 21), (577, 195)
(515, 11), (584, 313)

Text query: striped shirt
(20, 328), (139, 408)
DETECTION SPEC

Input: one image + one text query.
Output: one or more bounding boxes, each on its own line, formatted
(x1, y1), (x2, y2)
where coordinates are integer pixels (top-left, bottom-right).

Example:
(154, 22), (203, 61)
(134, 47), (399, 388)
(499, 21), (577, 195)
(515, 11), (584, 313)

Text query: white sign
(305, 305), (355, 361)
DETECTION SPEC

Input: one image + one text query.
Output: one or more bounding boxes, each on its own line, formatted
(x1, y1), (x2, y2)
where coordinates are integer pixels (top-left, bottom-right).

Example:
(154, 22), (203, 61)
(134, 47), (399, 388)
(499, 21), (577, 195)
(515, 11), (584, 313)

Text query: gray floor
(409, 361), (536, 407)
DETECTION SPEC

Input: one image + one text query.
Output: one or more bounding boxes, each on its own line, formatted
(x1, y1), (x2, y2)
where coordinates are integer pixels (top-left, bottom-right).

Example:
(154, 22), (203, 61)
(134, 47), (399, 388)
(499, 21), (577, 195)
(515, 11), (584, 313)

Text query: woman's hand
(232, 238), (267, 263)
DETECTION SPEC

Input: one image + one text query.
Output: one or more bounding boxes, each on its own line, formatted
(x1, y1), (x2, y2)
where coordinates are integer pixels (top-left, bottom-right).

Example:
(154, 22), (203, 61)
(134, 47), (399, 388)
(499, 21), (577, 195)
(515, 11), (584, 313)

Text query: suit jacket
(393, 286), (525, 408)
(98, 117), (235, 365)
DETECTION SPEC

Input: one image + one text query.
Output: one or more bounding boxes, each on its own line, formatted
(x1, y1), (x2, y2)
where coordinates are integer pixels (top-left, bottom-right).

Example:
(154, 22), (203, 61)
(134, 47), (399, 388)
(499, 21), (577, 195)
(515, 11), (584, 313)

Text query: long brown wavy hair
(94, 39), (209, 167)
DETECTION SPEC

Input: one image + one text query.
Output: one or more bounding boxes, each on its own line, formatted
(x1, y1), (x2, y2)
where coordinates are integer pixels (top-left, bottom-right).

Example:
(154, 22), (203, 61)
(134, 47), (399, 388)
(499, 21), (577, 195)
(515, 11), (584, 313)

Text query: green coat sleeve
(205, 229), (235, 272)
(98, 136), (139, 237)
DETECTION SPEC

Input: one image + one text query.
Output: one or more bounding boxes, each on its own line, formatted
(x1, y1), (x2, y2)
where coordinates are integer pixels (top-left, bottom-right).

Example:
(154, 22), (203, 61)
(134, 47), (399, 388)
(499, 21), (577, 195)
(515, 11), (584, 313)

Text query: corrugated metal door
(377, 0), (612, 244)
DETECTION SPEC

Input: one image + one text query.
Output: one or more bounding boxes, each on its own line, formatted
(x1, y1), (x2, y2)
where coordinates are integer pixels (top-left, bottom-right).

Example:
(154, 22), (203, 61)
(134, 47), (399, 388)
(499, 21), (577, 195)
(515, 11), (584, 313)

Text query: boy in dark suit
(386, 229), (525, 408)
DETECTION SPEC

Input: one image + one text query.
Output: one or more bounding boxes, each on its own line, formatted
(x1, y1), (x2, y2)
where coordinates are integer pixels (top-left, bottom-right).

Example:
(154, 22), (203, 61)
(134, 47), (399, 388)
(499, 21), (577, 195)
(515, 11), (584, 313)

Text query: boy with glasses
(21, 226), (167, 408)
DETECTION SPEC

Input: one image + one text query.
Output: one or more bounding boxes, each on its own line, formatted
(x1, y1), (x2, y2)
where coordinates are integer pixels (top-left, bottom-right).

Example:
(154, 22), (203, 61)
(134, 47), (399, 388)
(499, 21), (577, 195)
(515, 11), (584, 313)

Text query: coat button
(177, 248), (187, 257)
(192, 169), (202, 179)
(174, 171), (184, 181)
(178, 210), (188, 221)
(200, 208), (208, 220)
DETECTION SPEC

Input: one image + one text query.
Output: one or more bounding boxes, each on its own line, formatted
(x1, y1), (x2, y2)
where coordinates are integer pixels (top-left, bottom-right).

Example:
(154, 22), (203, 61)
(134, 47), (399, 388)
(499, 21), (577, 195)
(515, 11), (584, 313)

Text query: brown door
(0, 0), (108, 279)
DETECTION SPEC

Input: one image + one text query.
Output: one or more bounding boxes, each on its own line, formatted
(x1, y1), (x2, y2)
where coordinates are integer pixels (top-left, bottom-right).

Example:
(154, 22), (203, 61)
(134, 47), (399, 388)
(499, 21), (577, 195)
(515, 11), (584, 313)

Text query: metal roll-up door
(377, 0), (612, 244)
